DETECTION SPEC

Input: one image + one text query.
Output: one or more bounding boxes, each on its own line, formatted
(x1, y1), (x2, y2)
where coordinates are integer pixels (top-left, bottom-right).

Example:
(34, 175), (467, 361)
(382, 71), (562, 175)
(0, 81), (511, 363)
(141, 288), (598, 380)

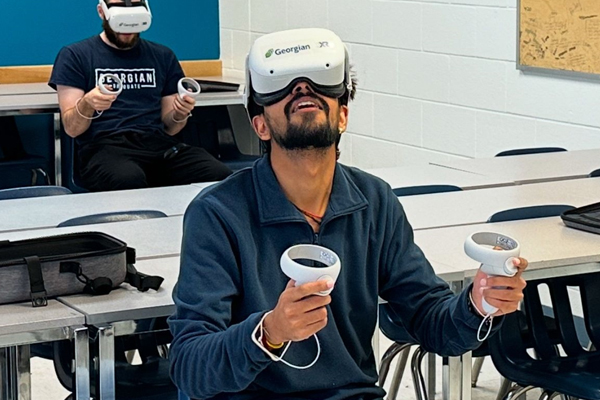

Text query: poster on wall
(518, 0), (600, 78)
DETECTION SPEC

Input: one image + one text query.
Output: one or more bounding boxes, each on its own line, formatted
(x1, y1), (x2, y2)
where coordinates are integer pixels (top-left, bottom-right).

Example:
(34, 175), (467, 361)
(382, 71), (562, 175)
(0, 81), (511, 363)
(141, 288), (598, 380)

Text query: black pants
(79, 132), (232, 192)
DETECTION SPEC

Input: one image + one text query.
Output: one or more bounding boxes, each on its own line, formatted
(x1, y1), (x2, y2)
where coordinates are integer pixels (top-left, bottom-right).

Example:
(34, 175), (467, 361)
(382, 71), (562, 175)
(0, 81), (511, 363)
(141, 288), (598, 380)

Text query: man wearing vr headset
(48, 0), (231, 192)
(170, 29), (528, 400)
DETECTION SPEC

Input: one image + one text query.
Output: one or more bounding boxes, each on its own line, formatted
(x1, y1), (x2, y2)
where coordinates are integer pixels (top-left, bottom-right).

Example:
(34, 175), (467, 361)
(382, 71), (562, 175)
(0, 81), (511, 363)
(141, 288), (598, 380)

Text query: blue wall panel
(0, 0), (220, 66)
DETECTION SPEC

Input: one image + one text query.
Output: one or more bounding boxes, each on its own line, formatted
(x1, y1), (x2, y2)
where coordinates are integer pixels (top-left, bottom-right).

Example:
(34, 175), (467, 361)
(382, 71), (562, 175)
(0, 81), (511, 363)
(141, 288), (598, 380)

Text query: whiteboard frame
(517, 0), (600, 81)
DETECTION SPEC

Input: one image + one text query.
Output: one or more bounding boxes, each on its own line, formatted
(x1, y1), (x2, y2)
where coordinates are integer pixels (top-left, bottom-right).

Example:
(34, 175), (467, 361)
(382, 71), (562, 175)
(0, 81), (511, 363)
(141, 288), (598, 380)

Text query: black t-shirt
(49, 35), (184, 145)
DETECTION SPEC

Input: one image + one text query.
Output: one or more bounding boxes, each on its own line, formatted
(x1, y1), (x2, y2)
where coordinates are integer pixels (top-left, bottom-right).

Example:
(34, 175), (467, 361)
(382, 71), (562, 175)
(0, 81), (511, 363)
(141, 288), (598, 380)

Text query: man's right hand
(81, 86), (117, 112)
(263, 279), (333, 344)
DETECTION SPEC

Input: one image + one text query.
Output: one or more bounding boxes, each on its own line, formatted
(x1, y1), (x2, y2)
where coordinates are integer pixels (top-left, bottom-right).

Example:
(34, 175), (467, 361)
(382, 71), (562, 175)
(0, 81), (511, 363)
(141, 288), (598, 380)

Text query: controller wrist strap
(252, 311), (321, 370)
(469, 290), (494, 342)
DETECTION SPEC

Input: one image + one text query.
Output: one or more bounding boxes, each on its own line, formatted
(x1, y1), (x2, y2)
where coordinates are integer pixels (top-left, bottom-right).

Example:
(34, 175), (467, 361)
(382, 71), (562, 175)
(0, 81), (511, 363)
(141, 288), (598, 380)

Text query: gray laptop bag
(0, 232), (163, 307)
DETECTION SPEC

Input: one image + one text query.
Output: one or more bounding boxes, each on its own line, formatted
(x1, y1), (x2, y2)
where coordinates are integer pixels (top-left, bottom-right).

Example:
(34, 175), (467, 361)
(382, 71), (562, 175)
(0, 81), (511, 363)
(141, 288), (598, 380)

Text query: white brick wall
(220, 0), (600, 168)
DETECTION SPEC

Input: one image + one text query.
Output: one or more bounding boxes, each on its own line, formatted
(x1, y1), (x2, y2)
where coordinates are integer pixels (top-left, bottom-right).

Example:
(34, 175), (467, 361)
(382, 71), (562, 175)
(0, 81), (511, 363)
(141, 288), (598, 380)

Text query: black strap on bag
(125, 263), (164, 292)
(24, 256), (48, 307)
(59, 247), (163, 296)
(124, 247), (164, 292)
(60, 261), (113, 296)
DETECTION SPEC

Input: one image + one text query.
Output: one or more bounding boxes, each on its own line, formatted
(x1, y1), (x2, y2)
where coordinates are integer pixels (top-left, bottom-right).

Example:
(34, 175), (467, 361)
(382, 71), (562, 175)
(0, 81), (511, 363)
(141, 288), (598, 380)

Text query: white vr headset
(245, 28), (352, 107)
(100, 0), (152, 34)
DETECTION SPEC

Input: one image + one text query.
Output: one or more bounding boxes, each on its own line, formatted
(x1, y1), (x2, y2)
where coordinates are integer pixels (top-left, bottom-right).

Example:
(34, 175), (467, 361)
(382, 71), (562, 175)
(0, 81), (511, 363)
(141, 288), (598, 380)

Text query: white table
(0, 301), (89, 400)
(0, 183), (212, 233)
(414, 217), (600, 280)
(364, 164), (509, 190)
(401, 178), (600, 230)
(0, 216), (184, 261)
(431, 149), (600, 185)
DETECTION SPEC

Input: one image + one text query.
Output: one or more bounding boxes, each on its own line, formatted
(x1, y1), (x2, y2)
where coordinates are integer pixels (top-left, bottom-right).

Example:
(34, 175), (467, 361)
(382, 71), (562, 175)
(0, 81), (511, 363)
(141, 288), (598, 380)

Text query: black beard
(102, 18), (140, 49)
(267, 113), (339, 152)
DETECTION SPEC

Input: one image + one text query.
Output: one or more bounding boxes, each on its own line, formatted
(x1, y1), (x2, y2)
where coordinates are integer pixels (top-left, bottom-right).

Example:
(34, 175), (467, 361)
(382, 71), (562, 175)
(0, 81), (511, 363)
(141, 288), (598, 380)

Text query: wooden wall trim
(0, 60), (223, 84)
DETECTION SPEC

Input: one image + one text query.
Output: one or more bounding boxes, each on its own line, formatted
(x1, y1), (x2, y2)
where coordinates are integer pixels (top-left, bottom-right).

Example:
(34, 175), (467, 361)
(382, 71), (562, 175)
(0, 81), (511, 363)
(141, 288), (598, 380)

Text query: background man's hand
(471, 257), (528, 316)
(172, 94), (195, 120)
(83, 86), (117, 112)
(263, 280), (333, 344)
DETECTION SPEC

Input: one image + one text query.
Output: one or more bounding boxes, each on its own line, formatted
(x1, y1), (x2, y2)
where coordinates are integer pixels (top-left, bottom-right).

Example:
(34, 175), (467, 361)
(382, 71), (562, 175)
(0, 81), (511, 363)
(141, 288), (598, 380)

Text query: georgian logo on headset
(100, 0), (152, 34)
(246, 28), (351, 107)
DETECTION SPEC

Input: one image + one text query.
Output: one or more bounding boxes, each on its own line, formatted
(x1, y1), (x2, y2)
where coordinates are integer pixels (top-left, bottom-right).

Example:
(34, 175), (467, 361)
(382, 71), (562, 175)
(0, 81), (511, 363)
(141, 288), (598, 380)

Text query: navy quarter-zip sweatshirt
(169, 156), (491, 400)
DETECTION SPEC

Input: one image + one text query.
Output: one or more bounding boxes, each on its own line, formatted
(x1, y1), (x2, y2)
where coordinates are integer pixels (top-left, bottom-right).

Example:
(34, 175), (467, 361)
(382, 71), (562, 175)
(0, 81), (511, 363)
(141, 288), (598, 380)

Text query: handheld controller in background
(98, 74), (124, 96)
(464, 232), (520, 314)
(178, 77), (201, 100)
(280, 244), (341, 296)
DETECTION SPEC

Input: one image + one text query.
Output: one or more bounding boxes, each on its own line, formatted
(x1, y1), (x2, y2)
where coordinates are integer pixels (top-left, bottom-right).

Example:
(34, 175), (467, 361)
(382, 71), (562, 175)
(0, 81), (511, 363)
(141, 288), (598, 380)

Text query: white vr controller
(98, 74), (123, 96)
(464, 232), (520, 314)
(280, 244), (341, 296)
(178, 78), (201, 100)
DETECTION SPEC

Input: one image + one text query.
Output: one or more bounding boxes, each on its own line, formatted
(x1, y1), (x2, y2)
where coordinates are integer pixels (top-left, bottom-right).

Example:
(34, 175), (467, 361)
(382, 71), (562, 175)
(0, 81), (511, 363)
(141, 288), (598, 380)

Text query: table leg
(461, 351), (472, 400)
(73, 327), (90, 400)
(426, 352), (436, 398)
(446, 356), (462, 400)
(15, 345), (31, 400)
(0, 347), (10, 400)
(442, 281), (466, 400)
(0, 346), (24, 400)
(53, 113), (62, 186)
(97, 326), (115, 400)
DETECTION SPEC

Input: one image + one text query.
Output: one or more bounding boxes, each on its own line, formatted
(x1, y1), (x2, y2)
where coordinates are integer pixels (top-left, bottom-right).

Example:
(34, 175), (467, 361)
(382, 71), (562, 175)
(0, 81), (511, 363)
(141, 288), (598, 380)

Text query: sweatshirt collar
(253, 155), (368, 225)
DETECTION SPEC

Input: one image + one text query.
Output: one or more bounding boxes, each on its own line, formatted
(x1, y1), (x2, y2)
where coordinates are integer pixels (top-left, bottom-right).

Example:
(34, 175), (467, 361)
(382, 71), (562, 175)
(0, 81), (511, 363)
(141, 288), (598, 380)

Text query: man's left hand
(470, 257), (528, 316)
(172, 94), (195, 121)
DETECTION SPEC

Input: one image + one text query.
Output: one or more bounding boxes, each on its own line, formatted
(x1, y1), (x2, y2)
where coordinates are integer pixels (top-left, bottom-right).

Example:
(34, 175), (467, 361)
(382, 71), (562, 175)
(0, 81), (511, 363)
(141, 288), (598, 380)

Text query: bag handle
(125, 263), (164, 292)
(124, 247), (164, 292)
(24, 256), (48, 307)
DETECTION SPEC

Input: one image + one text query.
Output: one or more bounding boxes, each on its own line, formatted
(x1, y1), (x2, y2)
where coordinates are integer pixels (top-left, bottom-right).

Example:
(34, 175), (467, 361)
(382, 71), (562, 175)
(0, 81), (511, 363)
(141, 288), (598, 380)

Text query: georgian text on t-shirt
(95, 68), (157, 90)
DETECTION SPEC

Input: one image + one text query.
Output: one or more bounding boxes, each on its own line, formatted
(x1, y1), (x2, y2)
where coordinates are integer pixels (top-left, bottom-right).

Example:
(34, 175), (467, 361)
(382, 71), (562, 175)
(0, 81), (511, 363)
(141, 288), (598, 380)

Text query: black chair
(52, 210), (176, 400)
(57, 210), (167, 228)
(392, 185), (462, 197)
(178, 105), (259, 172)
(487, 205), (575, 223)
(590, 168), (600, 178)
(60, 133), (88, 193)
(495, 147), (567, 157)
(378, 304), (420, 400)
(489, 271), (600, 400)
(0, 116), (51, 189)
(0, 185), (71, 200)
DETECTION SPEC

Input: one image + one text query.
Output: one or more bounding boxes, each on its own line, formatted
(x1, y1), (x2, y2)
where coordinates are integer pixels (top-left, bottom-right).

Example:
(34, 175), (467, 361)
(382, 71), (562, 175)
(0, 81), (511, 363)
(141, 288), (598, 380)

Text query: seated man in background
(169, 28), (528, 400)
(49, 0), (231, 192)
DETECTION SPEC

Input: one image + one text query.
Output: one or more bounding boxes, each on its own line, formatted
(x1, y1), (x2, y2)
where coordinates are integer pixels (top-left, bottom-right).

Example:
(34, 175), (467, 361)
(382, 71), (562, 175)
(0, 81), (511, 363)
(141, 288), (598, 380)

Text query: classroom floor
(29, 331), (535, 400)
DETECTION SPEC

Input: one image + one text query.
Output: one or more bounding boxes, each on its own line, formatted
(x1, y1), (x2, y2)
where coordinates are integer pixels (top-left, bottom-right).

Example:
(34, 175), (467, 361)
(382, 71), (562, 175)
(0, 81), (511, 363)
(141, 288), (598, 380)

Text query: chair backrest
(0, 116), (28, 161)
(487, 204), (575, 223)
(590, 168), (600, 178)
(57, 210), (168, 227)
(178, 105), (259, 171)
(0, 185), (72, 200)
(60, 130), (89, 193)
(495, 147), (567, 157)
(392, 184), (462, 197)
